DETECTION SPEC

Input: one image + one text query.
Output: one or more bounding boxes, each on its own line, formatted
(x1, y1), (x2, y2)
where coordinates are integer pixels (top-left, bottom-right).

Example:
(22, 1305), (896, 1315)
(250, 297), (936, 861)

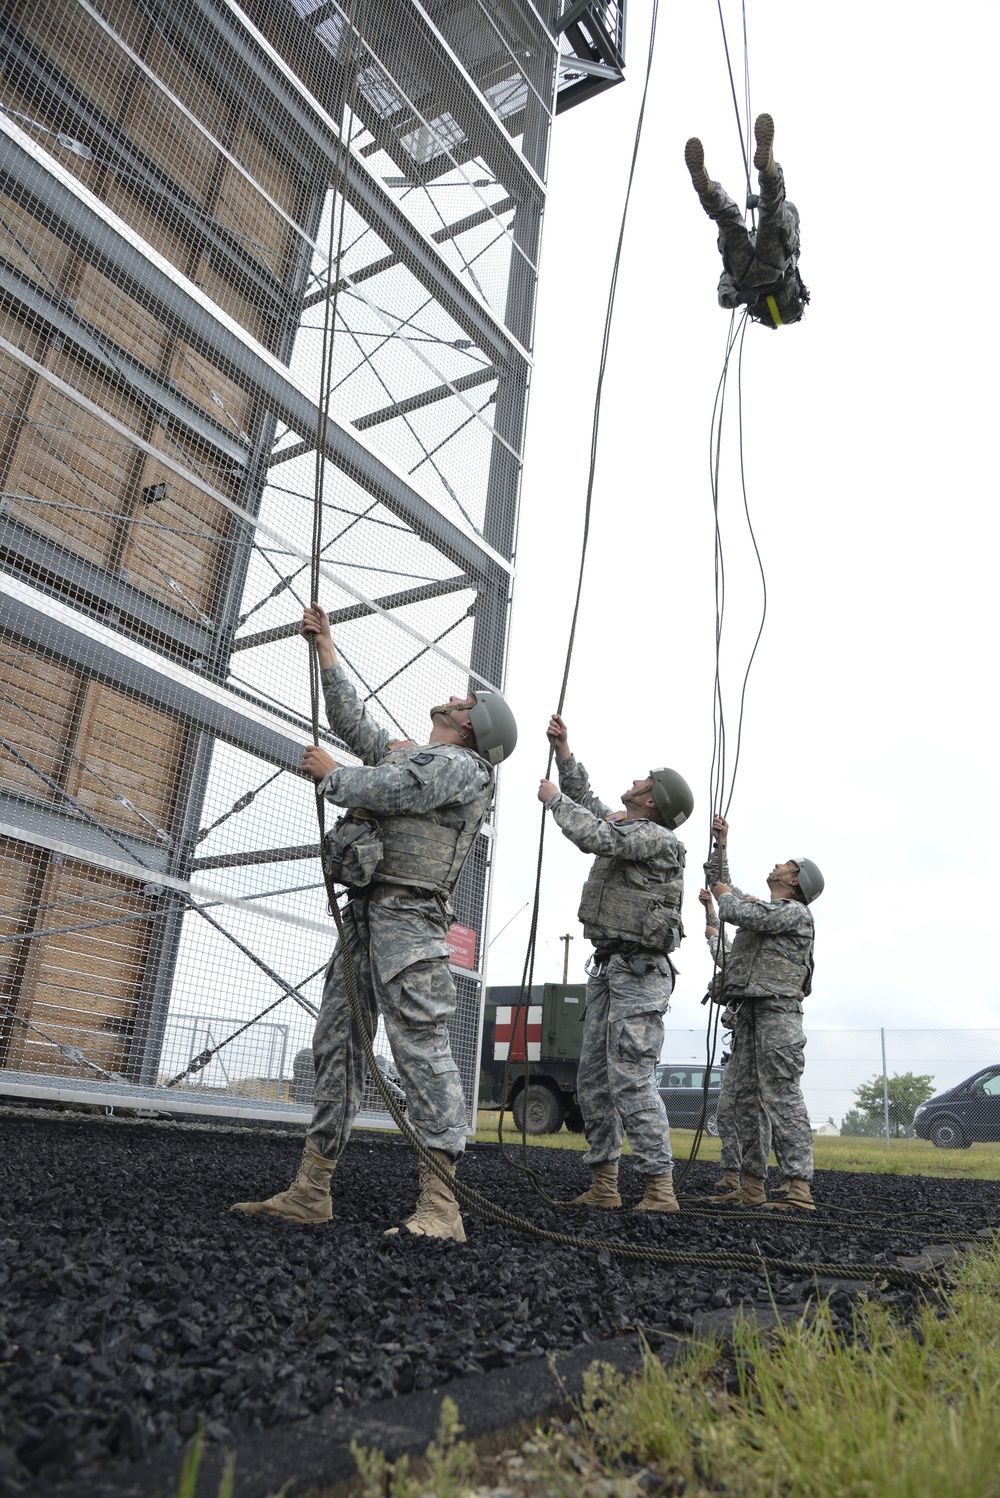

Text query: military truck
(479, 983), (586, 1134)
(479, 982), (723, 1136)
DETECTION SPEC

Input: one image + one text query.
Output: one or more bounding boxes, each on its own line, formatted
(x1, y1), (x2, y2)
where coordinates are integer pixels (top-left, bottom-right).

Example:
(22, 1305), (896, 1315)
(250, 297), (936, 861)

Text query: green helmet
(791, 856), (824, 904)
(649, 767), (693, 829)
(468, 688), (517, 766)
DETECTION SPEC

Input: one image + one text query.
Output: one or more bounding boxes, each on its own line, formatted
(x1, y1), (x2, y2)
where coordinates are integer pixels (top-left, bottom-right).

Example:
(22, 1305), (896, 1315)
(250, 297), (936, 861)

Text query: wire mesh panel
(0, 0), (613, 1126)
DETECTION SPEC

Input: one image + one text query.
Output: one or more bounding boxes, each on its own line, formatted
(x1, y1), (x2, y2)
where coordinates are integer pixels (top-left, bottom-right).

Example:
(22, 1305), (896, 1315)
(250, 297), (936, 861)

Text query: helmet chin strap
(430, 705), (474, 745)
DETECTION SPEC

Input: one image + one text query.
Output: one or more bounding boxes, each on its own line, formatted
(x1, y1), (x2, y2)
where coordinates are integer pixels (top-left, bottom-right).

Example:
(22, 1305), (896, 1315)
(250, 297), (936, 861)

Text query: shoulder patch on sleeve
(409, 752), (435, 766)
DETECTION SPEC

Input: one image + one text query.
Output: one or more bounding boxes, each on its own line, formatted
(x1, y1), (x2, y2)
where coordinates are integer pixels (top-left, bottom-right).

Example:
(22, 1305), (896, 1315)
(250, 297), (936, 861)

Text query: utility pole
(559, 933), (574, 985)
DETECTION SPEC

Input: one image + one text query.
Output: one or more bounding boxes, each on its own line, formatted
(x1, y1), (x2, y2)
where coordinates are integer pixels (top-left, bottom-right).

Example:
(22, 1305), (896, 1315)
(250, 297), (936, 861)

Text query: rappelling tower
(0, 0), (627, 1120)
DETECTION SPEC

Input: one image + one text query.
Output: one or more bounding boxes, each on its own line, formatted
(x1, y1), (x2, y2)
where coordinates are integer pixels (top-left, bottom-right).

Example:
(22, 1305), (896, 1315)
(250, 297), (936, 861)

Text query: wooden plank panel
(0, 638), (81, 802)
(124, 38), (225, 206)
(0, 191), (74, 297)
(72, 262), (171, 376)
(67, 681), (188, 834)
(230, 121), (304, 219)
(194, 257), (276, 348)
(0, 304), (45, 479)
(214, 163), (294, 278)
(169, 342), (255, 436)
(11, 0), (141, 127)
(0, 354), (143, 568)
(2, 855), (152, 1075)
(0, 838), (45, 1030)
(100, 180), (196, 275)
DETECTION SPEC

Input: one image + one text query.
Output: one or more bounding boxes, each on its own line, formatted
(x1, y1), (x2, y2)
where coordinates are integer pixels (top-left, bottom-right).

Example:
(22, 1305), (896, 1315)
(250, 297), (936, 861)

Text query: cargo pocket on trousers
(770, 1042), (805, 1083)
(615, 1010), (664, 1066)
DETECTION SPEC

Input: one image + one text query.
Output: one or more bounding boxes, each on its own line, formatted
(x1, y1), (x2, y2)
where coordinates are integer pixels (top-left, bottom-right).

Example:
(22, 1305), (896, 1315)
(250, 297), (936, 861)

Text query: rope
(495, 0), (665, 1207)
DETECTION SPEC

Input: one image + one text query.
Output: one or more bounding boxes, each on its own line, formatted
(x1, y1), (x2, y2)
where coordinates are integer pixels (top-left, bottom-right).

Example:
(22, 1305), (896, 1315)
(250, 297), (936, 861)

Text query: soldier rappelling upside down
(232, 603), (516, 1241)
(537, 714), (693, 1213)
(704, 814), (824, 1210)
(685, 113), (808, 329)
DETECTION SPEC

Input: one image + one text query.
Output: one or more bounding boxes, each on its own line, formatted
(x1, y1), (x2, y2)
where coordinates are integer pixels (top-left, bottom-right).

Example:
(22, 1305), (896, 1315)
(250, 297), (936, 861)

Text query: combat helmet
(791, 856), (824, 904)
(468, 689), (517, 766)
(648, 767), (694, 829)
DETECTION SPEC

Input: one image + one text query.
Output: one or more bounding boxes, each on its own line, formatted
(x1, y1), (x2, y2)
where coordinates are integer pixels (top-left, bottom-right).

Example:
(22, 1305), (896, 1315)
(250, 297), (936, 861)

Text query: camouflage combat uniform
(707, 935), (771, 1175)
(545, 757), (685, 1177)
(705, 846), (814, 1181)
(307, 663), (493, 1162)
(700, 165), (807, 328)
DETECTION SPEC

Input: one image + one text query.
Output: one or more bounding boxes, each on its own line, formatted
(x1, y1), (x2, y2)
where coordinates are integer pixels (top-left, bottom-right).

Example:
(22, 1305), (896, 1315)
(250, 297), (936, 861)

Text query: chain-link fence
(661, 1028), (1000, 1147)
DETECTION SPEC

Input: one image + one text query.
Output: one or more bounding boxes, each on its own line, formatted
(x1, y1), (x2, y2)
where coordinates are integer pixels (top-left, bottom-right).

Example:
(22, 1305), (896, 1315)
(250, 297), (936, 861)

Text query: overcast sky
(485, 0), (1000, 1055)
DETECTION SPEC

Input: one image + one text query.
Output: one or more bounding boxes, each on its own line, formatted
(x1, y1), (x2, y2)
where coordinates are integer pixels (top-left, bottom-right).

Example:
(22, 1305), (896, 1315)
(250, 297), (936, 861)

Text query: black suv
(913, 1065), (1000, 1148)
(656, 1062), (723, 1134)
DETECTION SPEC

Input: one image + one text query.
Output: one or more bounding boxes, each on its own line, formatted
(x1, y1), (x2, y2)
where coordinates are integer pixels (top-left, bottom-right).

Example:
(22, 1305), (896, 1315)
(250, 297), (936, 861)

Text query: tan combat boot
(230, 1138), (335, 1223)
(753, 113), (776, 176)
(762, 1177), (815, 1211)
(684, 137), (712, 198)
(716, 1168), (742, 1193)
(385, 1150), (467, 1243)
(572, 1161), (622, 1208)
(635, 1171), (680, 1213)
(710, 1173), (767, 1206)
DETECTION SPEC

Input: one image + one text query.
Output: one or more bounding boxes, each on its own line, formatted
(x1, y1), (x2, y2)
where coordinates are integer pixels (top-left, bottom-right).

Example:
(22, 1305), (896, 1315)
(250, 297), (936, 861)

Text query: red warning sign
(446, 922), (477, 970)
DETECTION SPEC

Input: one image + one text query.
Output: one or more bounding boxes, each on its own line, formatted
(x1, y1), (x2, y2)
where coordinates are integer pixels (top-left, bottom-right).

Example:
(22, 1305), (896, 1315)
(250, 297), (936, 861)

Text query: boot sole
(571, 1197), (622, 1209)
(753, 114), (775, 172)
(230, 1201), (331, 1223)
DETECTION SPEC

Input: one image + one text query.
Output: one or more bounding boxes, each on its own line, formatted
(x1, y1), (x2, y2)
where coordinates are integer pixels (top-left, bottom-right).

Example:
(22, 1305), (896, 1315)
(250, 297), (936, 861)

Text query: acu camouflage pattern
(700, 165), (807, 328)
(551, 756), (686, 953)
(729, 999), (813, 1180)
(704, 843), (814, 999)
(708, 937), (772, 1175)
(577, 954), (674, 1176)
(704, 852), (814, 1182)
(305, 664), (492, 1163)
(548, 757), (682, 1175)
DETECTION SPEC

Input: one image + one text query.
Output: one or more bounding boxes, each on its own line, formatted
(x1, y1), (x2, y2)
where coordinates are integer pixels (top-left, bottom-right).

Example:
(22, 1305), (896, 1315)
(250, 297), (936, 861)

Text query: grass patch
(349, 1241), (1000, 1498)
(475, 1114), (1000, 1180)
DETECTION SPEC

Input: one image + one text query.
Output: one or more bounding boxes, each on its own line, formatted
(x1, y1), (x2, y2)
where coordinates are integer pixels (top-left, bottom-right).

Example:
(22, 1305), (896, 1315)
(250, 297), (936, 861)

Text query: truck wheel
(706, 1112), (719, 1137)
(563, 1105), (585, 1134)
(512, 1085), (565, 1136)
(929, 1116), (967, 1149)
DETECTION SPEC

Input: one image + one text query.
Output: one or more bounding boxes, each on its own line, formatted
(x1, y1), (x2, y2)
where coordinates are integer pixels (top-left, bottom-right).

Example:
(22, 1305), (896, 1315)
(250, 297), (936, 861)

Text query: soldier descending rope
(685, 113), (809, 329)
(537, 713), (693, 1214)
(703, 815), (824, 1210)
(233, 603), (517, 1241)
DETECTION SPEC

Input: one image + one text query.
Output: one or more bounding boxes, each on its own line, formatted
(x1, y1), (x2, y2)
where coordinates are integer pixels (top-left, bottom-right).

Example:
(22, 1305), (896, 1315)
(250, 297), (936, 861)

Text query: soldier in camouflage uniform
(233, 603), (516, 1241)
(705, 815), (823, 1210)
(537, 714), (693, 1213)
(698, 886), (771, 1193)
(685, 114), (808, 330)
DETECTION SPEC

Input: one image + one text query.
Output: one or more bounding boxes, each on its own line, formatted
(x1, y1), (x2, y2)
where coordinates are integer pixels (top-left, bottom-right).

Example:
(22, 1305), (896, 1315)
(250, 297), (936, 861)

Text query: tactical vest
(721, 911), (814, 1000)
(359, 741), (494, 897)
(577, 838), (686, 953)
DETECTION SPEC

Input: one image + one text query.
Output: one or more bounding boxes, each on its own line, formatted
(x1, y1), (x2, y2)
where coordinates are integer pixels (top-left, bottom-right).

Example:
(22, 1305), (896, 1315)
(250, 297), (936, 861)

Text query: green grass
(348, 1240), (1000, 1498)
(475, 1113), (1000, 1179)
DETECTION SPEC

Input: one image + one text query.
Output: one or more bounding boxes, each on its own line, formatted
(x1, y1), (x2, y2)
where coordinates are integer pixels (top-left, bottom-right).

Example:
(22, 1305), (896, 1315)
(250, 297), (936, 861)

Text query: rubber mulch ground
(1, 1110), (997, 1497)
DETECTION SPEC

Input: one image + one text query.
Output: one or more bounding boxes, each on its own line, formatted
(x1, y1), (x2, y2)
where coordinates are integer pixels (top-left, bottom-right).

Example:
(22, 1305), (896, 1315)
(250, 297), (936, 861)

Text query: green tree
(852, 1071), (935, 1137)
(839, 1107), (883, 1138)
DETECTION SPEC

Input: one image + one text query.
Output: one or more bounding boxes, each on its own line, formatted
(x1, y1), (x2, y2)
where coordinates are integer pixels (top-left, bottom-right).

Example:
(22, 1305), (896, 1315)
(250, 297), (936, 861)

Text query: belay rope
(297, 3), (947, 1290)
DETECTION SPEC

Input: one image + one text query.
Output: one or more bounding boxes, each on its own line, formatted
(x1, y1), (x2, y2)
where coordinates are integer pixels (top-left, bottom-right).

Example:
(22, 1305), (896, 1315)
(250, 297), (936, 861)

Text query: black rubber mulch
(0, 1112), (997, 1496)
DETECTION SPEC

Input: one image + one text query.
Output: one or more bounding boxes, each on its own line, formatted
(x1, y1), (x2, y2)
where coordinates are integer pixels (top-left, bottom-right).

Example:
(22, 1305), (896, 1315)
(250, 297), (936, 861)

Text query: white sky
(485, 0), (1000, 1047)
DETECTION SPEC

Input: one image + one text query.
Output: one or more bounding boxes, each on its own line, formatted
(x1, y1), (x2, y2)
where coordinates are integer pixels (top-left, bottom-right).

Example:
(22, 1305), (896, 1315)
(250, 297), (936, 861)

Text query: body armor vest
(721, 916), (814, 999)
(577, 839), (685, 953)
(355, 742), (494, 897)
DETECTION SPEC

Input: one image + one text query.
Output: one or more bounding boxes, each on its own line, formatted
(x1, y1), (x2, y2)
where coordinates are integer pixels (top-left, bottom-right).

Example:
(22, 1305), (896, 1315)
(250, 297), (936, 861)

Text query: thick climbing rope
(495, 0), (665, 1208)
